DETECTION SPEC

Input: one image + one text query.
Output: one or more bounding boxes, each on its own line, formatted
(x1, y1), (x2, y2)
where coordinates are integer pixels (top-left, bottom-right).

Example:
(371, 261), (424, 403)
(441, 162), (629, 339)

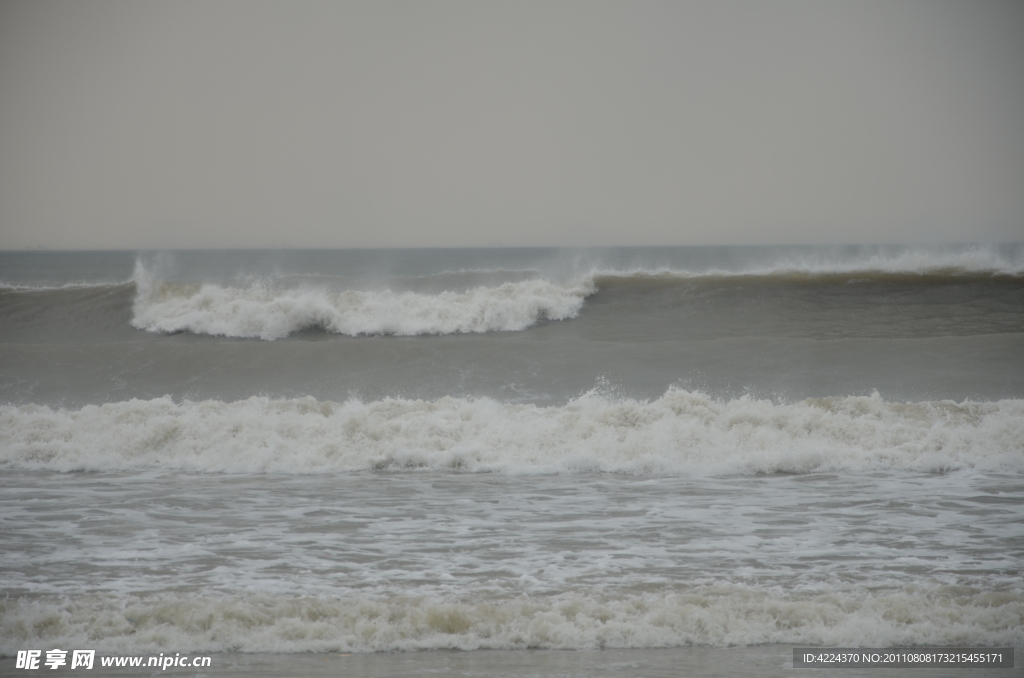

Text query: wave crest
(130, 262), (592, 339)
(2, 390), (1020, 475)
(127, 246), (1024, 341)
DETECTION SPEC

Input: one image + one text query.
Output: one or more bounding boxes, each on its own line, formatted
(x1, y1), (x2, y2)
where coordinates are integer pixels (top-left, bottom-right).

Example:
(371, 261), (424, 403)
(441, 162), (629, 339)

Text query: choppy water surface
(1, 245), (1022, 663)
(2, 470), (1022, 652)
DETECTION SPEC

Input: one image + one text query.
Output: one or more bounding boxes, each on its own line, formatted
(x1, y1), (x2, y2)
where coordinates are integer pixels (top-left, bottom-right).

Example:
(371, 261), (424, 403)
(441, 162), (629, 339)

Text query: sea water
(1, 245), (1022, 675)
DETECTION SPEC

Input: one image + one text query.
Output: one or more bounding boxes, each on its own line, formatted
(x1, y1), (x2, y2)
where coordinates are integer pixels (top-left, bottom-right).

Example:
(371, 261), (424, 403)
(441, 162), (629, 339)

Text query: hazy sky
(1, 1), (1022, 249)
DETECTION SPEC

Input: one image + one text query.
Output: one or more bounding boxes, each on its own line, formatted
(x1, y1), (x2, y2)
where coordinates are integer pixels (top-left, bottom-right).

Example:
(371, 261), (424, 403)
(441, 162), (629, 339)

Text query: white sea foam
(2, 390), (1021, 475)
(0, 280), (132, 292)
(128, 247), (1023, 340)
(724, 246), (1024, 278)
(589, 248), (1024, 282)
(2, 584), (1020, 654)
(130, 262), (592, 339)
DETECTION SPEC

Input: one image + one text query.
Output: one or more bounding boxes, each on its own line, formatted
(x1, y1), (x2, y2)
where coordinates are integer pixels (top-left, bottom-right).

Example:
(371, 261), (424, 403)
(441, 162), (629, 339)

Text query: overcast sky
(1, 1), (1022, 249)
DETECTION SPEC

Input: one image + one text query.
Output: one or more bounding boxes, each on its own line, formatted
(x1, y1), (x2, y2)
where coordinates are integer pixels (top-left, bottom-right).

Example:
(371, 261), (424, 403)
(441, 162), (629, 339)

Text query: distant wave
(130, 262), (592, 339)
(714, 246), (1024, 278)
(0, 280), (132, 292)
(3, 389), (1021, 475)
(2, 584), (1020, 654)
(589, 247), (1024, 283)
(127, 248), (1024, 340)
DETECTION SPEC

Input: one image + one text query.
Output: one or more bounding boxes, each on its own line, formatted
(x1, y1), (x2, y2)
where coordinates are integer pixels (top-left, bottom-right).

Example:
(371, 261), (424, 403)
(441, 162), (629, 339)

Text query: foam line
(2, 585), (1020, 654)
(3, 390), (1021, 475)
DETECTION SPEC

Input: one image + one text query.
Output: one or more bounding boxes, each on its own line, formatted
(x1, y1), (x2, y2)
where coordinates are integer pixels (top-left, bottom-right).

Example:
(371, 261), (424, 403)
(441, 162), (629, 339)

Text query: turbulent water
(1, 245), (1023, 660)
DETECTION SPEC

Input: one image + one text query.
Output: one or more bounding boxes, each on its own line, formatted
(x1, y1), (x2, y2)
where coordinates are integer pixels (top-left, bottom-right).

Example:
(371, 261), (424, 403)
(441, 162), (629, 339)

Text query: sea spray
(126, 246), (1024, 340)
(3, 389), (1021, 475)
(130, 261), (593, 339)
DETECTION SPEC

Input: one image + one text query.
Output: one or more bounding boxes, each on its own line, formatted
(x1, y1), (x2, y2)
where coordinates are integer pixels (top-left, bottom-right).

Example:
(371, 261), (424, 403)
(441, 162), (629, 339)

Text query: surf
(130, 261), (594, 339)
(3, 584), (1020, 654)
(3, 389), (1021, 475)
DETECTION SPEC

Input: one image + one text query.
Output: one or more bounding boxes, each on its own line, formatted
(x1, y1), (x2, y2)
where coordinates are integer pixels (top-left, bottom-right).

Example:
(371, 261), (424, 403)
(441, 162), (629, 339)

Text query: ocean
(1, 245), (1022, 676)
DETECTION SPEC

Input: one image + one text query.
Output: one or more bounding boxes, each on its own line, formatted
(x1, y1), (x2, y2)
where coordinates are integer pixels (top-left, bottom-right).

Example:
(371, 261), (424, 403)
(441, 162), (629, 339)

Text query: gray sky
(1, 1), (1022, 249)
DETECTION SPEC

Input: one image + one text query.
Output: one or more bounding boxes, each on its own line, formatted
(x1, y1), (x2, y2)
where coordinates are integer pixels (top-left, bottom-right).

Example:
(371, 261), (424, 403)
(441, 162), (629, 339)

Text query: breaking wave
(130, 262), (592, 339)
(2, 389), (1021, 475)
(126, 246), (1024, 340)
(2, 584), (1020, 654)
(669, 246), (1024, 279)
